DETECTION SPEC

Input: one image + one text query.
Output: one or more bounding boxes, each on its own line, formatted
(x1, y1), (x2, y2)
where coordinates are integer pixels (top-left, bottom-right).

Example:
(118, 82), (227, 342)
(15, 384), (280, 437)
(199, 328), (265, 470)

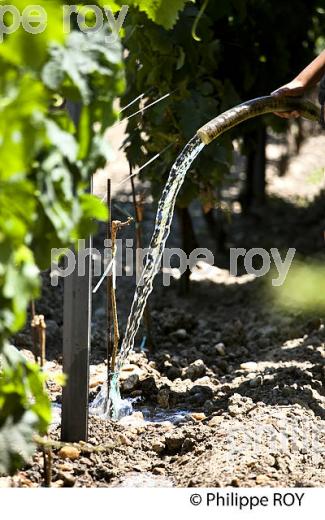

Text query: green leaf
(80, 193), (108, 221)
(0, 413), (38, 475)
(42, 29), (123, 104)
(130, 0), (193, 30)
(45, 119), (78, 162)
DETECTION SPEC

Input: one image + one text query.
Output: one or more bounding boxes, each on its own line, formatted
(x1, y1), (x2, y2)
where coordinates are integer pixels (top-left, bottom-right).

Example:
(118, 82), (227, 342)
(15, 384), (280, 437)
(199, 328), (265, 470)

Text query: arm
(272, 50), (325, 118)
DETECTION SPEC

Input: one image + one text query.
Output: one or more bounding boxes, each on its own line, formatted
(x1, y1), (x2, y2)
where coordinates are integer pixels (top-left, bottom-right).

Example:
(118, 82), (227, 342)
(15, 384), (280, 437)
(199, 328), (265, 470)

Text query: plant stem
(106, 216), (133, 403)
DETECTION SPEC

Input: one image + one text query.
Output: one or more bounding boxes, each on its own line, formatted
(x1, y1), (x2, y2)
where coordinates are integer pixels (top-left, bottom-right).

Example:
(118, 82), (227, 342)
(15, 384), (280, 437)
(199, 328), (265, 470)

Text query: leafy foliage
(121, 0), (323, 208)
(274, 261), (325, 312)
(0, 0), (125, 474)
(0, 343), (51, 474)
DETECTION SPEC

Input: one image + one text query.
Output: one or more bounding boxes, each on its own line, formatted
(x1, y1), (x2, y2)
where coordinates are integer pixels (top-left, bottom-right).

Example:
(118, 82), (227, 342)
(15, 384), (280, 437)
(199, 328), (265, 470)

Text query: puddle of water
(53, 395), (191, 429)
(90, 390), (191, 426)
(89, 392), (138, 420)
(110, 472), (174, 488)
(140, 406), (190, 425)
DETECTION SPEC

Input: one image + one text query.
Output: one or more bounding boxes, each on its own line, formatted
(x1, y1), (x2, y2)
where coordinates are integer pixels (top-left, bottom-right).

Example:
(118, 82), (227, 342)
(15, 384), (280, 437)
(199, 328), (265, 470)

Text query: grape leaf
(130, 0), (193, 30)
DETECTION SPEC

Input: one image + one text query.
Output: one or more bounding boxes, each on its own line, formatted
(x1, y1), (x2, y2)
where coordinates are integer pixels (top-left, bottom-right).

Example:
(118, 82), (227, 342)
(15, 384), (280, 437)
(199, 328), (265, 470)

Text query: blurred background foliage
(274, 261), (325, 312)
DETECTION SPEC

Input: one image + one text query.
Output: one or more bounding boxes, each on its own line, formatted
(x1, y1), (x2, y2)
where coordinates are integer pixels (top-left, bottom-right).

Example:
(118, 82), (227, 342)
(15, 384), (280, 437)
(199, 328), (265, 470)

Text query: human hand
(271, 79), (306, 118)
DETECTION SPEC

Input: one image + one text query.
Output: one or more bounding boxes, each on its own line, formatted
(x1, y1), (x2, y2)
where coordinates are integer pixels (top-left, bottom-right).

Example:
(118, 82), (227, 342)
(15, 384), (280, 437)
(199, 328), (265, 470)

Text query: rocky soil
(3, 126), (325, 488)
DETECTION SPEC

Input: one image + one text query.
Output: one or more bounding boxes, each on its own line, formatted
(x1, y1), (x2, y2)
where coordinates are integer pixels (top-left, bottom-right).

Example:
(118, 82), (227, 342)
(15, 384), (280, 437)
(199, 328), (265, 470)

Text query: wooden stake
(107, 218), (132, 398)
(43, 444), (52, 487)
(61, 100), (91, 443)
(61, 237), (92, 442)
(38, 315), (46, 368)
(30, 301), (38, 363)
(31, 311), (47, 367)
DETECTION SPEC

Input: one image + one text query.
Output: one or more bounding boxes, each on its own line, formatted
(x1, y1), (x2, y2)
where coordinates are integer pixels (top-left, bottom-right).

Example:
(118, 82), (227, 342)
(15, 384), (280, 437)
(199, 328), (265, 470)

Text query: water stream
(91, 135), (205, 419)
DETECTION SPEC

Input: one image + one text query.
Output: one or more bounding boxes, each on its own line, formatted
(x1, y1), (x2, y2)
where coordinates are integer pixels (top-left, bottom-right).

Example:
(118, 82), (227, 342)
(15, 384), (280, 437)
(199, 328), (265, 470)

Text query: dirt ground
(4, 122), (325, 488)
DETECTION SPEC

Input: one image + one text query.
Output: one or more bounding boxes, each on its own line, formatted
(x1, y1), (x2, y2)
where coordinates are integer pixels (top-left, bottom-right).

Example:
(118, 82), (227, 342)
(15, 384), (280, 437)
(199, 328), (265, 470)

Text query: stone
(96, 465), (116, 480)
(183, 360), (206, 381)
(228, 394), (255, 416)
(120, 364), (143, 378)
(256, 475), (269, 485)
(79, 457), (92, 467)
(52, 479), (64, 488)
(117, 433), (132, 446)
(119, 411), (146, 428)
(166, 366), (182, 381)
(195, 376), (212, 385)
(173, 329), (187, 340)
(165, 434), (185, 453)
(57, 471), (76, 487)
(58, 446), (80, 461)
(191, 412), (206, 422)
(141, 376), (159, 396)
(121, 363), (139, 373)
(57, 462), (74, 472)
(214, 343), (226, 356)
(152, 441), (165, 454)
(189, 385), (213, 405)
(89, 377), (105, 389)
(204, 399), (215, 413)
(240, 361), (258, 371)
(18, 475), (34, 488)
(265, 455), (276, 466)
(121, 373), (139, 392)
(158, 422), (174, 432)
(208, 415), (223, 427)
(182, 438), (196, 452)
(249, 375), (263, 387)
(152, 467), (165, 476)
(157, 388), (170, 408)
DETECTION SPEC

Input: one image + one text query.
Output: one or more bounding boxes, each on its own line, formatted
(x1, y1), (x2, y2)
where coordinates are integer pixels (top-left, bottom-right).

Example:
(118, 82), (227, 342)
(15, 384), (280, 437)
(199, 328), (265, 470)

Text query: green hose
(197, 95), (320, 145)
